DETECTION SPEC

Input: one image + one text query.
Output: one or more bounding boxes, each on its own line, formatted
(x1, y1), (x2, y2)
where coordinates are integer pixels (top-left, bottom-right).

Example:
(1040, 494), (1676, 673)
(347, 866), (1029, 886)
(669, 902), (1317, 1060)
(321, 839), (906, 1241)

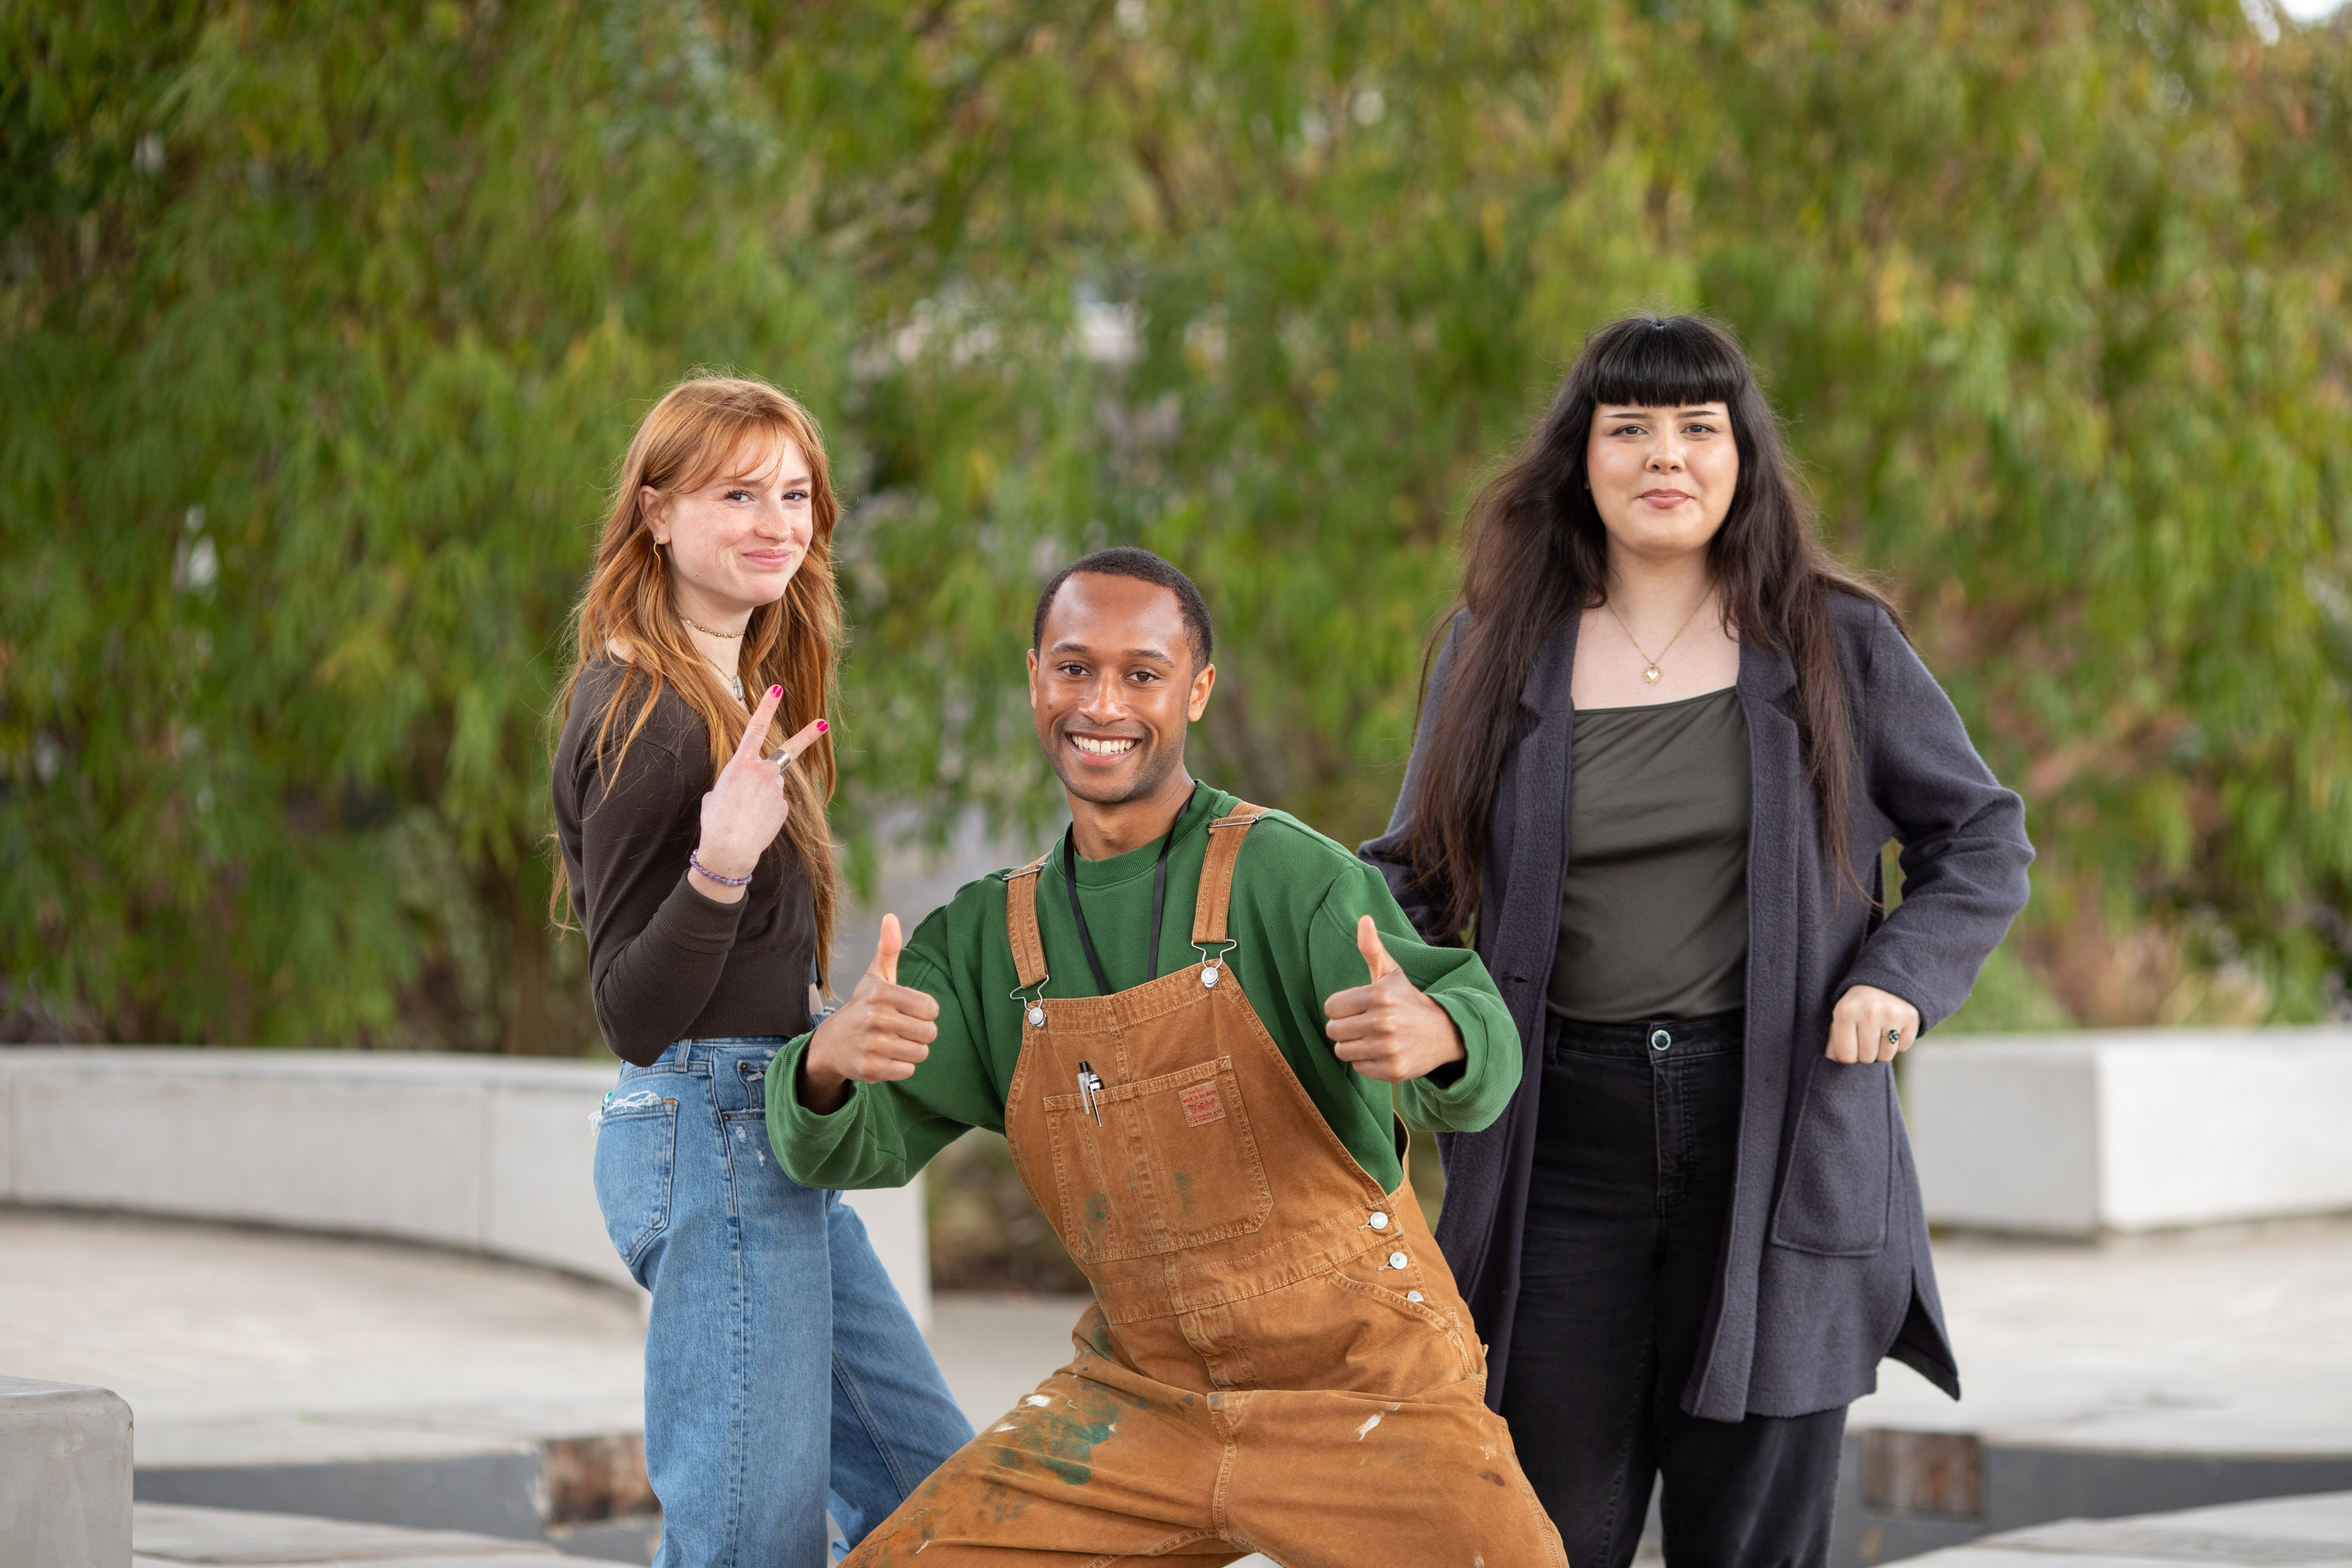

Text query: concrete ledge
(0, 1047), (928, 1325)
(1909, 1027), (2352, 1236)
(132, 1500), (559, 1562)
(135, 1449), (549, 1544)
(1834, 1430), (2352, 1564)
(133, 1417), (658, 1547)
(1, 1375), (134, 1568)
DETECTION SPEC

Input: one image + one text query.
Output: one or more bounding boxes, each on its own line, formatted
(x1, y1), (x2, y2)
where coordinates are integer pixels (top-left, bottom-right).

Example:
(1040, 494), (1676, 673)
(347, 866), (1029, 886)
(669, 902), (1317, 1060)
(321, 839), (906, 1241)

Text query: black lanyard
(1063, 785), (1196, 996)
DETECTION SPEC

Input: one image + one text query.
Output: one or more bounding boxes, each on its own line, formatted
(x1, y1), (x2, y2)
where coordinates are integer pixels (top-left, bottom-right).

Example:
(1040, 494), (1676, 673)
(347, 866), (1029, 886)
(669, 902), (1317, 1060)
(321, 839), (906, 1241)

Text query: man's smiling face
(1028, 571), (1215, 810)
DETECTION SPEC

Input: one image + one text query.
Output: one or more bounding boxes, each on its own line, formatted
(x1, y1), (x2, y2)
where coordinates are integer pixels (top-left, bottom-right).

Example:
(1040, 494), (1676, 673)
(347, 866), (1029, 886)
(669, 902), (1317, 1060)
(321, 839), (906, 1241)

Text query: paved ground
(1910, 1488), (2352, 1567)
(1849, 1219), (2352, 1455)
(0, 1208), (646, 1469)
(0, 1208), (1089, 1454)
(9, 1205), (2350, 1566)
(924, 1219), (2352, 1457)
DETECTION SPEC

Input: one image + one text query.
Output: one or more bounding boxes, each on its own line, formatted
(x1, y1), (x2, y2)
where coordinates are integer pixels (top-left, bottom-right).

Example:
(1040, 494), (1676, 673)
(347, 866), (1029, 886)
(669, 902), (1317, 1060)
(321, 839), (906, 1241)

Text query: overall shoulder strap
(1003, 854), (1052, 989)
(1190, 802), (1270, 947)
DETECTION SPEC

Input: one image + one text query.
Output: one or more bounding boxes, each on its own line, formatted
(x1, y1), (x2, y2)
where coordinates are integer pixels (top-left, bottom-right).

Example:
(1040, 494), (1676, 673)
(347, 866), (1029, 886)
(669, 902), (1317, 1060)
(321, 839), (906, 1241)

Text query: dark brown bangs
(1585, 314), (1751, 412)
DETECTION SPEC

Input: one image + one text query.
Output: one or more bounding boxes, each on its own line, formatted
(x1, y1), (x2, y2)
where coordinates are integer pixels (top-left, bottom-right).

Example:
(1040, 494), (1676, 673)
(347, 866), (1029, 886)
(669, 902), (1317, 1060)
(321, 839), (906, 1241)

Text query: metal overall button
(1649, 1027), (1673, 1053)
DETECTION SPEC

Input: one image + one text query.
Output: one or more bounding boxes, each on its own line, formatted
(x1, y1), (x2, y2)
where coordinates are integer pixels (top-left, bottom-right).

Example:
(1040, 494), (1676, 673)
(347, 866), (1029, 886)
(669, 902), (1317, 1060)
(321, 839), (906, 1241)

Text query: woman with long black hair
(1363, 314), (2032, 1566)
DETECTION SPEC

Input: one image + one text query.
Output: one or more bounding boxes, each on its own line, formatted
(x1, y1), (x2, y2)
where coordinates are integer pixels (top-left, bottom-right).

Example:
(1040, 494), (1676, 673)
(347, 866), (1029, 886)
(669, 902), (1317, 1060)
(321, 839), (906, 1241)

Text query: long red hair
(551, 374), (843, 975)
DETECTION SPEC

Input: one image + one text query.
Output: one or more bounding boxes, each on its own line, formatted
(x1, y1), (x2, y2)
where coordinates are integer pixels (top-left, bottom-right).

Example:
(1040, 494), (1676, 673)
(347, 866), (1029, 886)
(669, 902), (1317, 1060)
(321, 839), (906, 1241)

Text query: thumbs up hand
(1323, 914), (1466, 1084)
(799, 913), (941, 1113)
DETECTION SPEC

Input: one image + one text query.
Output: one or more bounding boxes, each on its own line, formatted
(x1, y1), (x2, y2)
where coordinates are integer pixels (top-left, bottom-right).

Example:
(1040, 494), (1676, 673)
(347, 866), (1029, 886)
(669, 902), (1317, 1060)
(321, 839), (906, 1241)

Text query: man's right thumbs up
(799, 913), (940, 1114)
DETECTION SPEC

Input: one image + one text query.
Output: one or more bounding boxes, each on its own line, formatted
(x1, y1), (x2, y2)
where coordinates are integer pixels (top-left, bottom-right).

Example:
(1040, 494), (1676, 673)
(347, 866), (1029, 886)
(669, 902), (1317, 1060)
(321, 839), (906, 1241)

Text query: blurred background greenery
(6, 0), (2349, 1058)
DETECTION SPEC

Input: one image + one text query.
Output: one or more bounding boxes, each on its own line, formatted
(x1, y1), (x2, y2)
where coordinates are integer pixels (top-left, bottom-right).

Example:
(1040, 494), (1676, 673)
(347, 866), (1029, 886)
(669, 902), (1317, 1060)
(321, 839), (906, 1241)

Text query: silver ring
(1886, 1028), (1903, 1045)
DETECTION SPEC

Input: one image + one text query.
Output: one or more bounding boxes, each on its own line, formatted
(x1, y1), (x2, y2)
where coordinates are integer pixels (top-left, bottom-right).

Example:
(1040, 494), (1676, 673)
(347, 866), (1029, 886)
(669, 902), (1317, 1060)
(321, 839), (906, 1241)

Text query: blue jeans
(593, 1039), (972, 1568)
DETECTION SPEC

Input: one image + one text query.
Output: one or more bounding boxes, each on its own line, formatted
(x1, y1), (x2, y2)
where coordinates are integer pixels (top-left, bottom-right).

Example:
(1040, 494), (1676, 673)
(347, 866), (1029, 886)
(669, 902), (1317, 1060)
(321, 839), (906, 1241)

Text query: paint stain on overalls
(847, 806), (1567, 1567)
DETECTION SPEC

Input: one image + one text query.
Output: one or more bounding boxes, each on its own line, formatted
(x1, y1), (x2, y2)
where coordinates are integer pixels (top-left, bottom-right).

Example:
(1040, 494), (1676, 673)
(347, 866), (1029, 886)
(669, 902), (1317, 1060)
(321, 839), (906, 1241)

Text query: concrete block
(2098, 1039), (2352, 1231)
(1909, 1028), (2352, 1236)
(1910, 1041), (2101, 1234)
(1, 1375), (134, 1568)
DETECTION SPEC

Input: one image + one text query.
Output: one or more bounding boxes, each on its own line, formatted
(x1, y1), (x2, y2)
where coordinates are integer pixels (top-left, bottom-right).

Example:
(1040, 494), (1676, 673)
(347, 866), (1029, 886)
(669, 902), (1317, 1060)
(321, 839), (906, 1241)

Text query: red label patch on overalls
(1180, 1082), (1224, 1126)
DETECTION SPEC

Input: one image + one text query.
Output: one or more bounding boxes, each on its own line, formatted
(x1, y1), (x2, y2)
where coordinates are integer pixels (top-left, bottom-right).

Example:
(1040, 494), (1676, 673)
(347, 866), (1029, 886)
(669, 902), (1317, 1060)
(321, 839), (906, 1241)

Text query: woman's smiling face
(644, 434), (815, 618)
(1584, 402), (1740, 565)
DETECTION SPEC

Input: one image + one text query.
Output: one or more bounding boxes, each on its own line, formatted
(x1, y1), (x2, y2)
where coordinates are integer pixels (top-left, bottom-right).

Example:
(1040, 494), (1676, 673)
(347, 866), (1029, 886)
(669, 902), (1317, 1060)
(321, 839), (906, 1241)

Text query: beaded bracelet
(689, 848), (753, 888)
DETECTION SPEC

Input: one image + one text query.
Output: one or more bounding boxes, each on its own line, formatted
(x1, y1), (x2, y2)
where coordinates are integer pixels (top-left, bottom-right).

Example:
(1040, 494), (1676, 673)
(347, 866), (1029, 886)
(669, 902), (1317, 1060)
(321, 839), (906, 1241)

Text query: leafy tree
(4, 0), (2346, 1050)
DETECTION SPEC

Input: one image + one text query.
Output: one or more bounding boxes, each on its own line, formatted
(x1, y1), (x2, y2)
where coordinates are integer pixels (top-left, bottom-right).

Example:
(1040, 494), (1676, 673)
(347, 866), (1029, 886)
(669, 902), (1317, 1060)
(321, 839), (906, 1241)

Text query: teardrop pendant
(1643, 666), (1662, 684)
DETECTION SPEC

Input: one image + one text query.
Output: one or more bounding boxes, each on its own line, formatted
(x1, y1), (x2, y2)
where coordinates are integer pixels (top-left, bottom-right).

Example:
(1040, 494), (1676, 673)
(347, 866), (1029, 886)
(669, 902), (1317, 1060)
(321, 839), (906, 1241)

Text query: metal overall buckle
(1192, 938), (1238, 989)
(1011, 976), (1050, 1030)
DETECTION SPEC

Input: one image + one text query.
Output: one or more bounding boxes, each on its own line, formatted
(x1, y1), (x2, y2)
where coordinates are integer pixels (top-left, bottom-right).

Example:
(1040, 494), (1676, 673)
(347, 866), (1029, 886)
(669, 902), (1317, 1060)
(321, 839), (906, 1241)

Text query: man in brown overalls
(768, 549), (1566, 1566)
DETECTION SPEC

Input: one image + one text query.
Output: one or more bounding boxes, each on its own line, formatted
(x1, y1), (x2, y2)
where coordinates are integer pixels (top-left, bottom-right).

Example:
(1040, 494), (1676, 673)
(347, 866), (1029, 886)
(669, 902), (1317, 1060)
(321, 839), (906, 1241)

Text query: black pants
(1500, 1009), (1845, 1568)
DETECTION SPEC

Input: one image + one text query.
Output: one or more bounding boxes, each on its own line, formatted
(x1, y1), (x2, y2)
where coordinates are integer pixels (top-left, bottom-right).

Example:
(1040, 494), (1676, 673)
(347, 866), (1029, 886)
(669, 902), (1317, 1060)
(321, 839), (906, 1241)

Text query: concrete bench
(1908, 1026), (2352, 1237)
(0, 1047), (929, 1323)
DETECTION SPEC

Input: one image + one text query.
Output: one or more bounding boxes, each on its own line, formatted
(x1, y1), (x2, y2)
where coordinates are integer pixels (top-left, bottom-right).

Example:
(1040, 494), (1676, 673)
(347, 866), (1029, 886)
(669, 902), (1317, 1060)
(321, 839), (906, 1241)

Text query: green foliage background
(6, 0), (2348, 1050)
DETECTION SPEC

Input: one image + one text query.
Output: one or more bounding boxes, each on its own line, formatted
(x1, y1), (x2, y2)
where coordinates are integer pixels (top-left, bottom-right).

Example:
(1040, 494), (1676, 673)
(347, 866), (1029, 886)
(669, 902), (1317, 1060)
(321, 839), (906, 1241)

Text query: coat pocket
(1768, 1060), (1894, 1257)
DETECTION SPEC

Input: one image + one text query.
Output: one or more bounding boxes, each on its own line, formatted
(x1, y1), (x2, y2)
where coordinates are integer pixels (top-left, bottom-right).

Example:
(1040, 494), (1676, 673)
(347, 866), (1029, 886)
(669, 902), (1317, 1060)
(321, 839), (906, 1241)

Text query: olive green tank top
(1547, 685), (1751, 1023)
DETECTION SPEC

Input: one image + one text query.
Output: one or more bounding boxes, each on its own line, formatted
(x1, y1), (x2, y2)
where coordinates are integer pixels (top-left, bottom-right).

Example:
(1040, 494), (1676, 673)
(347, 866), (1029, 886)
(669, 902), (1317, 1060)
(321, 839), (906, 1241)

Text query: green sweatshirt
(766, 785), (1520, 1192)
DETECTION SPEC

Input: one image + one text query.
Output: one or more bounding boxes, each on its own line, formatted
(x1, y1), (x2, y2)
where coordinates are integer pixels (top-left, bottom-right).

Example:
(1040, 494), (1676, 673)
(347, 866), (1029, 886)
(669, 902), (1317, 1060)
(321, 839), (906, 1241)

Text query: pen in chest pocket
(1076, 1060), (1105, 1125)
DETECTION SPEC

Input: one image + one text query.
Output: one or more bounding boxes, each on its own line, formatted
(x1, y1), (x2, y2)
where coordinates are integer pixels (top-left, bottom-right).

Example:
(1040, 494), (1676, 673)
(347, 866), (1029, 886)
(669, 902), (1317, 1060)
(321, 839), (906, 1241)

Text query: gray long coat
(1362, 595), (2034, 1421)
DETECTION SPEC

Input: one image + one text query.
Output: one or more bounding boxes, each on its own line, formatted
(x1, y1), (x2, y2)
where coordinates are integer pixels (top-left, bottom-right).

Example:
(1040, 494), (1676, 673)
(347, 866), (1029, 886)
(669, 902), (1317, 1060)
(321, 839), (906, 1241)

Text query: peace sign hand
(689, 683), (827, 904)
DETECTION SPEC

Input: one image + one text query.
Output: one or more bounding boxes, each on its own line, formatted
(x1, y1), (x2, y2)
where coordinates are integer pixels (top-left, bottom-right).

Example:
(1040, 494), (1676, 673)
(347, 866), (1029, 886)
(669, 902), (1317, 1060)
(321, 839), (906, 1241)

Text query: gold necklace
(1603, 594), (1712, 685)
(680, 614), (744, 640)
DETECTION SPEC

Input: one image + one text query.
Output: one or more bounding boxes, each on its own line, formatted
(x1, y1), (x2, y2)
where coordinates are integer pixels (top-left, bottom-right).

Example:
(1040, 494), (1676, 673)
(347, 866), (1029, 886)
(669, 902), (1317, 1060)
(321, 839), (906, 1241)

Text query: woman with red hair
(551, 375), (968, 1567)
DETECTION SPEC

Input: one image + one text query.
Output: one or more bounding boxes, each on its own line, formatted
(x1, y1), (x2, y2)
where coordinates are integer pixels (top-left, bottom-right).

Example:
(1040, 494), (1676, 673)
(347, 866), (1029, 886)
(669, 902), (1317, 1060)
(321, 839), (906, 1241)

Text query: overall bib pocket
(1045, 1056), (1272, 1262)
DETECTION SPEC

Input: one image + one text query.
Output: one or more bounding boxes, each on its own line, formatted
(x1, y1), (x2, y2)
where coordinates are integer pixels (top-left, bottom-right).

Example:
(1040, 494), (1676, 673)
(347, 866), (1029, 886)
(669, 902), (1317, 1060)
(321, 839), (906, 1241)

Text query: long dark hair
(1403, 313), (1898, 939)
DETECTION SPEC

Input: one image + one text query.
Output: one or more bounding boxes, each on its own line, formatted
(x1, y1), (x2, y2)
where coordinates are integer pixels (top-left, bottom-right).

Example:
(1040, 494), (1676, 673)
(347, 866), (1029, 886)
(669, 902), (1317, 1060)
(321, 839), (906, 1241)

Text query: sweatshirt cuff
(1413, 989), (1489, 1107)
(764, 1031), (862, 1178)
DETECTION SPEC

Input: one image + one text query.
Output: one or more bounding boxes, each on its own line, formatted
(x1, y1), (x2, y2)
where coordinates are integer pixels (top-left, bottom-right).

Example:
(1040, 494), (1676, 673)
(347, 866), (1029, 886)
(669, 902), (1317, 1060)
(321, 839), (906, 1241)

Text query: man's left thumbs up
(1324, 912), (1465, 1084)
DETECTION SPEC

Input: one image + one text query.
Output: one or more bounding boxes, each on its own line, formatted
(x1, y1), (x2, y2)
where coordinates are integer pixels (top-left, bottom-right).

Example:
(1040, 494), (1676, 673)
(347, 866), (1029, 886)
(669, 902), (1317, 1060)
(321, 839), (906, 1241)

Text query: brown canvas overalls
(845, 807), (1568, 1567)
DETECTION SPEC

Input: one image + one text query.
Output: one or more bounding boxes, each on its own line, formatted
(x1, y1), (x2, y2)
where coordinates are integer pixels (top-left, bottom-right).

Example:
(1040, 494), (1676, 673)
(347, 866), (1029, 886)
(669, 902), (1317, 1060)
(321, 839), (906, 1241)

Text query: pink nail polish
(769, 685), (782, 698)
(816, 720), (829, 733)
